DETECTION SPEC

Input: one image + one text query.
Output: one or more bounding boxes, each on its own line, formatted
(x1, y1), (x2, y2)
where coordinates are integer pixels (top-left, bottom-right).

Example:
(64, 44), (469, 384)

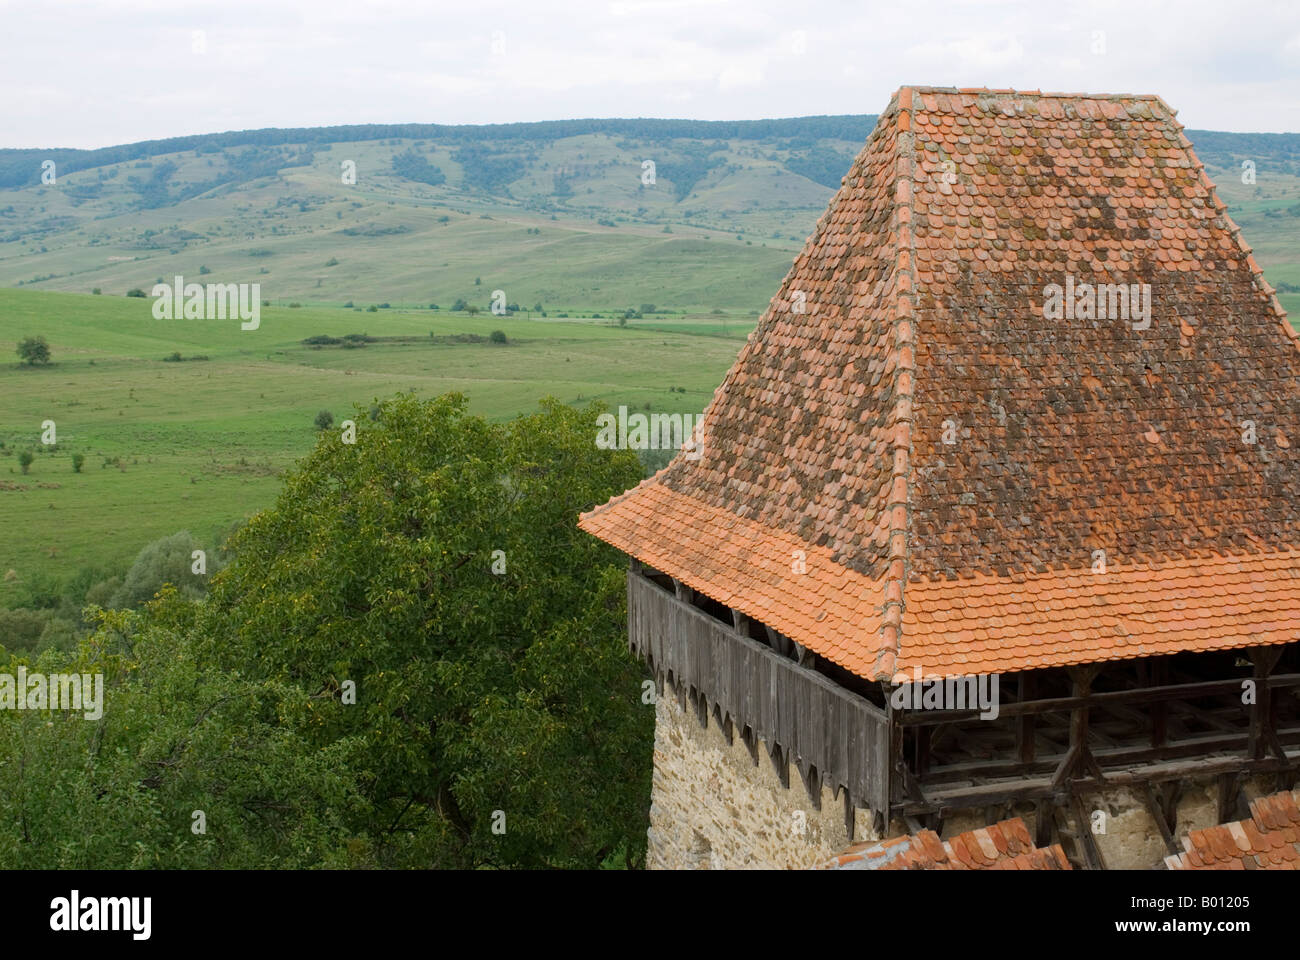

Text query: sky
(2, 0), (1299, 149)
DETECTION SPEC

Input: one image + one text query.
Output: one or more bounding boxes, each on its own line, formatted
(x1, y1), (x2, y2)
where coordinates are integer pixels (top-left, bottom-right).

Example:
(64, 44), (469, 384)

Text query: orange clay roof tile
(1166, 790), (1300, 870)
(819, 817), (1070, 870)
(578, 86), (1300, 681)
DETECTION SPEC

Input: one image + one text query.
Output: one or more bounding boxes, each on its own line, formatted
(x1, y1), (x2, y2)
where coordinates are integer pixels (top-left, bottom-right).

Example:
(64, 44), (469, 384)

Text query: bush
(489, 330), (507, 344)
(108, 530), (213, 609)
(18, 451), (33, 474)
(17, 336), (51, 366)
(314, 410), (335, 431)
(199, 265), (211, 275)
(125, 288), (147, 297)
(452, 298), (468, 312)
(72, 453), (84, 473)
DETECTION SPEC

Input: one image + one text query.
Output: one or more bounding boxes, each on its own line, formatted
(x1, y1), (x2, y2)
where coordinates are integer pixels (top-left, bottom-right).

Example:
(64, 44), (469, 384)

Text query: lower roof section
(580, 483), (1300, 681)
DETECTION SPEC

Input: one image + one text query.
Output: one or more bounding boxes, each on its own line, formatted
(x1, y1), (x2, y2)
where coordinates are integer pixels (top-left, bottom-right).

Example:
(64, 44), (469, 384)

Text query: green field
(0, 288), (755, 603)
(3, 115), (1299, 612)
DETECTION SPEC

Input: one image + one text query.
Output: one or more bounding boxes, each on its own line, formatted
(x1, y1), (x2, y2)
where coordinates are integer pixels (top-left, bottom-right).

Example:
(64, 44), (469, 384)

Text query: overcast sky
(3, 0), (1298, 149)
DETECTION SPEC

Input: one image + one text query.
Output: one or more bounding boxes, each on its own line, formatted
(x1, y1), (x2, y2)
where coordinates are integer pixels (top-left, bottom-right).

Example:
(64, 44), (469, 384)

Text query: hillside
(0, 117), (878, 310)
(1, 117), (1300, 311)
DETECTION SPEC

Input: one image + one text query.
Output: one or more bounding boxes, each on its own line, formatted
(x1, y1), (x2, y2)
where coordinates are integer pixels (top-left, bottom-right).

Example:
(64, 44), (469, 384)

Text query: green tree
(18, 451), (33, 474)
(196, 393), (651, 867)
(109, 530), (213, 609)
(0, 601), (366, 868)
(489, 330), (507, 344)
(72, 453), (84, 473)
(17, 337), (51, 366)
(314, 409), (334, 431)
(0, 394), (651, 870)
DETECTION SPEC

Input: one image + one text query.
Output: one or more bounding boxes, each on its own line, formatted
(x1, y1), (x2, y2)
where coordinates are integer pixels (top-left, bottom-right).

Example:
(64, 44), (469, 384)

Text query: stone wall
(646, 682), (882, 869)
(647, 677), (1277, 870)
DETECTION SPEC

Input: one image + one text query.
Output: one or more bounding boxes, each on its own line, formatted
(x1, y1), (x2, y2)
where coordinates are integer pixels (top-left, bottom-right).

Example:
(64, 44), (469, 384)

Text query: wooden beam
(898, 672), (1300, 726)
(1250, 646), (1287, 760)
(1034, 798), (1054, 847)
(1018, 672), (1036, 764)
(1143, 782), (1180, 856)
(1217, 772), (1241, 824)
(1071, 793), (1107, 871)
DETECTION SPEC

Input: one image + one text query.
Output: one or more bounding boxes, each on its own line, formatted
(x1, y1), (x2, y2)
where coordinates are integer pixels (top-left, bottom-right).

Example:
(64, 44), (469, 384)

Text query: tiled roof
(579, 86), (1300, 681)
(1165, 790), (1300, 870)
(819, 817), (1071, 870)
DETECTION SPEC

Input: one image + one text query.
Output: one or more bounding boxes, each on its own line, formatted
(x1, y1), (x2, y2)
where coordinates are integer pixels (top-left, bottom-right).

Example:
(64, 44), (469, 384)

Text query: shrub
(489, 330), (507, 344)
(126, 288), (147, 297)
(17, 336), (51, 366)
(18, 451), (33, 474)
(314, 410), (335, 431)
(108, 530), (213, 609)
(72, 453), (84, 473)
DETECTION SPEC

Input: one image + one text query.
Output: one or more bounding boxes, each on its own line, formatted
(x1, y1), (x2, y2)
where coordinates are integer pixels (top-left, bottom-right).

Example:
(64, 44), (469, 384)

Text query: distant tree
(126, 288), (147, 298)
(199, 265), (211, 275)
(108, 530), (214, 609)
(489, 330), (507, 344)
(465, 305), (480, 316)
(452, 298), (468, 312)
(18, 451), (33, 474)
(72, 453), (84, 473)
(17, 336), (51, 366)
(314, 410), (335, 431)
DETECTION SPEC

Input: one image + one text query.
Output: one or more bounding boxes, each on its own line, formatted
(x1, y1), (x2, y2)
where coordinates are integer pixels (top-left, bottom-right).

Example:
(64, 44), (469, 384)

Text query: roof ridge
(874, 89), (919, 680)
(898, 84), (1166, 101)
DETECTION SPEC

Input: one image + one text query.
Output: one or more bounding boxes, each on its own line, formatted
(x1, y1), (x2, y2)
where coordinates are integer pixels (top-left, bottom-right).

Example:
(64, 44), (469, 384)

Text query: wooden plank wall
(628, 569), (890, 817)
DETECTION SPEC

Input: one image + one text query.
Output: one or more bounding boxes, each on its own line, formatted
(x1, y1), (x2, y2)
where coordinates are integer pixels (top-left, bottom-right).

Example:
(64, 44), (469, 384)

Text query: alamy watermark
(0, 667), (103, 720)
(151, 275), (260, 330)
(596, 406), (703, 461)
(889, 665), (1000, 720)
(1042, 275), (1151, 330)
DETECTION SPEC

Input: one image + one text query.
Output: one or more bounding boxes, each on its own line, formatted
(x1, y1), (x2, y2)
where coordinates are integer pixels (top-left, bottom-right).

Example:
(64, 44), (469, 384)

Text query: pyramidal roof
(579, 86), (1300, 682)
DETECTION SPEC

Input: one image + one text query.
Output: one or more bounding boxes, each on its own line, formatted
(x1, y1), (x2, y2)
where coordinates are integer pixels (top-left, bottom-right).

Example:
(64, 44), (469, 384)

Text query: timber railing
(627, 568), (890, 820)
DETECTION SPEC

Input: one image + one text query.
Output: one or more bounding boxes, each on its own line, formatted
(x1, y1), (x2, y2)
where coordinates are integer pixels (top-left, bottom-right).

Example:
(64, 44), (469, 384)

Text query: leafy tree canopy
(0, 393), (652, 869)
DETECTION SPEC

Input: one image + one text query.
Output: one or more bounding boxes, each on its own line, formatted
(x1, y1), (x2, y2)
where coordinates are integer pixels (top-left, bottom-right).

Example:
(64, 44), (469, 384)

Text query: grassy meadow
(0, 288), (755, 604)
